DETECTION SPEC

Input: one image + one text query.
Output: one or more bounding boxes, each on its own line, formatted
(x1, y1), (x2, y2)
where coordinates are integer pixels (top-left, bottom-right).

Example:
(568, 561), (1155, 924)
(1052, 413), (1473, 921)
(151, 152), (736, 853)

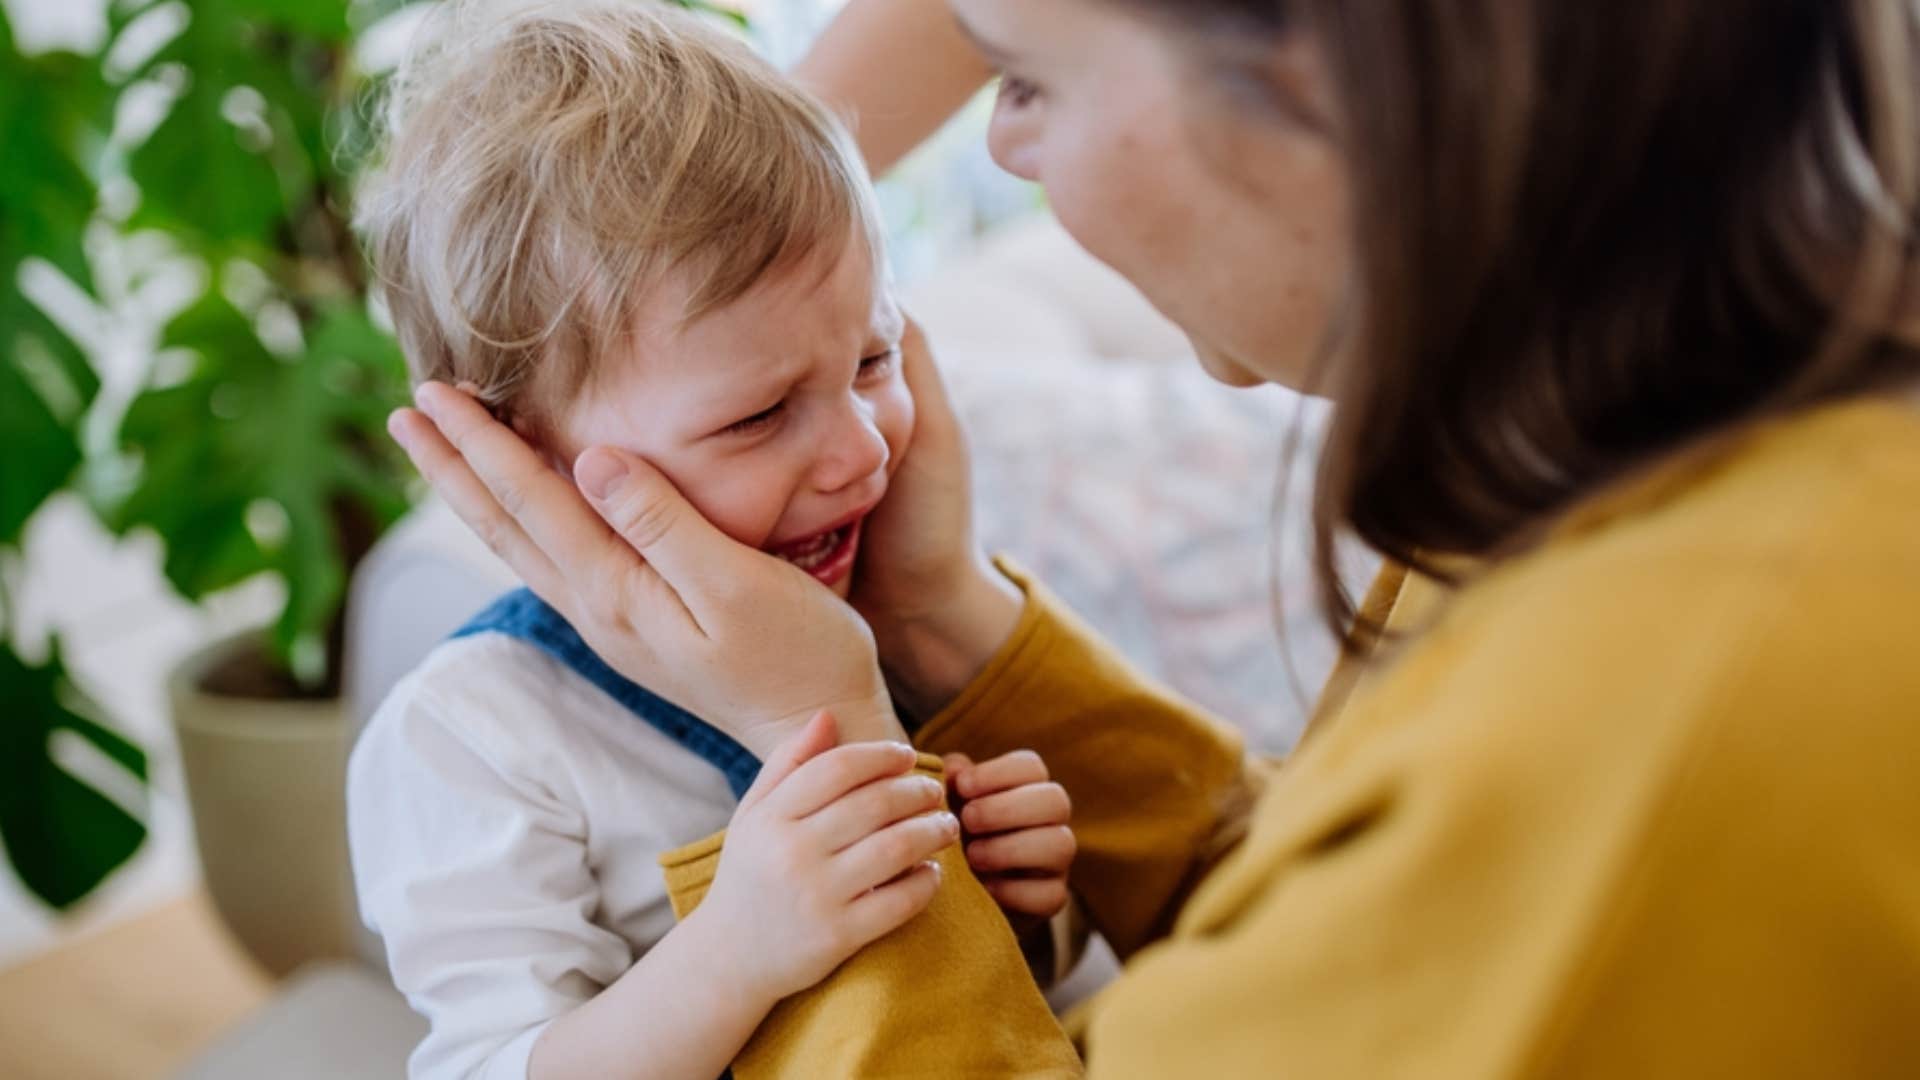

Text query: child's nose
(814, 400), (890, 495)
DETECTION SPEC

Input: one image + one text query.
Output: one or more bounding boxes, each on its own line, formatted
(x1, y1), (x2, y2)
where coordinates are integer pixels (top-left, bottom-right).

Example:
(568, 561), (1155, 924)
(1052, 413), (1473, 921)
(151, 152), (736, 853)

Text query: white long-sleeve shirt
(347, 631), (737, 1079)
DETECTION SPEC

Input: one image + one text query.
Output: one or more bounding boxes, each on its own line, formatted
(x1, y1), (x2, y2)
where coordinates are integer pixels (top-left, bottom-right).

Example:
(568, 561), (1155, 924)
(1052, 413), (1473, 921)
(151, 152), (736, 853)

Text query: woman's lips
(769, 517), (863, 587)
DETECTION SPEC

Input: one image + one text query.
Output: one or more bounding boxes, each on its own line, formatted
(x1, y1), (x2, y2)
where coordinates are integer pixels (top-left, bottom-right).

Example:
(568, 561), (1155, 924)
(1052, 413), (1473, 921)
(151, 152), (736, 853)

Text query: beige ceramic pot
(170, 633), (360, 977)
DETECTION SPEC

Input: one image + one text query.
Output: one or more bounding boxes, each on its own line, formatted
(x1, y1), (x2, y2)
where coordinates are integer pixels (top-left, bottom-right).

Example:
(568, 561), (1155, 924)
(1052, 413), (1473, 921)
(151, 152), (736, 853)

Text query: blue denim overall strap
(452, 588), (762, 799)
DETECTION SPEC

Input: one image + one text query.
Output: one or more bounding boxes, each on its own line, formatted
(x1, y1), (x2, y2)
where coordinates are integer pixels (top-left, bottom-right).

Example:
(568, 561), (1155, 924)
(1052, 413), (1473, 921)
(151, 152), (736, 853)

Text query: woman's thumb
(573, 446), (727, 588)
(738, 710), (839, 811)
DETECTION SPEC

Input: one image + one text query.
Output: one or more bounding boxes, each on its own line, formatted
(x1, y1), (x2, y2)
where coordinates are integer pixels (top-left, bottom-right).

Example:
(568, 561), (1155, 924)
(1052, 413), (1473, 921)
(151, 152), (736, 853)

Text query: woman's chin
(1192, 340), (1271, 388)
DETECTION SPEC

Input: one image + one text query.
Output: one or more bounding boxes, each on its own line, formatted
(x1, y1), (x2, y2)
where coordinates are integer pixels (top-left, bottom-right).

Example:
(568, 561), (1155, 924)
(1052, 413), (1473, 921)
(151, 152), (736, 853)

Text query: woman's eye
(856, 347), (900, 381)
(998, 75), (1042, 110)
(723, 401), (784, 436)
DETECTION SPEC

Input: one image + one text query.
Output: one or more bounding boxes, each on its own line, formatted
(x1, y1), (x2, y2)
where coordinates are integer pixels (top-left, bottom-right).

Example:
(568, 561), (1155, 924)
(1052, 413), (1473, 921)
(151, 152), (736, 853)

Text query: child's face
(553, 235), (913, 598)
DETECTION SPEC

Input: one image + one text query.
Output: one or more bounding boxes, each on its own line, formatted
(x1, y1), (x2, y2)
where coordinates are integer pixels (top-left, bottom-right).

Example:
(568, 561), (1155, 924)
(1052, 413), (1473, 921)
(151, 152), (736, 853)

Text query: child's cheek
(656, 455), (785, 550)
(878, 378), (917, 478)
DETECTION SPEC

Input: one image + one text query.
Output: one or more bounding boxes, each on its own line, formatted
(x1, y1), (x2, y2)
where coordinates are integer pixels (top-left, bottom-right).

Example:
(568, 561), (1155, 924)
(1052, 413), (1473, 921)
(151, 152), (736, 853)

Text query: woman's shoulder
(1362, 396), (1920, 788)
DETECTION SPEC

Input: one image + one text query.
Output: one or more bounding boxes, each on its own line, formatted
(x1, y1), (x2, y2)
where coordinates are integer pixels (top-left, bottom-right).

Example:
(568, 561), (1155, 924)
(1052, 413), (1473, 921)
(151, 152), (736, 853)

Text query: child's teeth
(783, 527), (843, 570)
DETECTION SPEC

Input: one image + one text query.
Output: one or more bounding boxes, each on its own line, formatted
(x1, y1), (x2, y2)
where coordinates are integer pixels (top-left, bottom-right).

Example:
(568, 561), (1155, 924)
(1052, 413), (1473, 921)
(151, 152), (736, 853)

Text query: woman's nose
(813, 399), (890, 495)
(988, 97), (1041, 182)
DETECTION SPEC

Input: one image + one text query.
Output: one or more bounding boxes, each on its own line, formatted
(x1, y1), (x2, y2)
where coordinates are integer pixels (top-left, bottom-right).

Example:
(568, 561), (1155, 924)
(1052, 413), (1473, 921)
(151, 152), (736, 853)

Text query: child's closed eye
(722, 400), (785, 437)
(856, 347), (899, 382)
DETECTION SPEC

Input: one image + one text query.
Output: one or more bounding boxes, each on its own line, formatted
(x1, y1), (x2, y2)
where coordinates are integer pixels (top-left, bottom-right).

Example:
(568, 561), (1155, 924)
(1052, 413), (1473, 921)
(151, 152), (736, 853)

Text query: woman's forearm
(913, 562), (1262, 960)
(792, 0), (994, 175)
(874, 555), (1026, 720)
(529, 905), (774, 1080)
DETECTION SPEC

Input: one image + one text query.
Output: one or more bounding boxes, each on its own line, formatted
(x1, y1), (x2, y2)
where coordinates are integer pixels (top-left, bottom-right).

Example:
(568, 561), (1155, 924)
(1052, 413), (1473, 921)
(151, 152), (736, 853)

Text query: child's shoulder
(400, 629), (579, 713)
(356, 631), (612, 775)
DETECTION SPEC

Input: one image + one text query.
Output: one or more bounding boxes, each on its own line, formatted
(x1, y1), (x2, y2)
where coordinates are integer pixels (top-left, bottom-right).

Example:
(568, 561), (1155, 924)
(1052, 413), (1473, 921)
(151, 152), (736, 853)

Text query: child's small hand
(945, 750), (1075, 930)
(697, 712), (960, 1007)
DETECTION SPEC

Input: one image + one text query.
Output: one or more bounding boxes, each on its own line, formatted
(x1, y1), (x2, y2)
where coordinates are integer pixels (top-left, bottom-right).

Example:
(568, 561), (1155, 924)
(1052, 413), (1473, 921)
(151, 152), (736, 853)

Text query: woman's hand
(848, 323), (1025, 717)
(695, 712), (960, 1006)
(389, 382), (903, 756)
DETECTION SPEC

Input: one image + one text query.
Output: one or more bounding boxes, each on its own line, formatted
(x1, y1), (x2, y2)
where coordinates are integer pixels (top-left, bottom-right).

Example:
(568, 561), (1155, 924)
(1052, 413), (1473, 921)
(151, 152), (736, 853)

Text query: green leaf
(112, 292), (413, 683)
(0, 6), (107, 551)
(0, 311), (85, 545)
(0, 9), (105, 548)
(0, 642), (148, 911)
(125, 65), (287, 245)
(670, 0), (750, 30)
(231, 0), (351, 41)
(0, 25), (107, 292)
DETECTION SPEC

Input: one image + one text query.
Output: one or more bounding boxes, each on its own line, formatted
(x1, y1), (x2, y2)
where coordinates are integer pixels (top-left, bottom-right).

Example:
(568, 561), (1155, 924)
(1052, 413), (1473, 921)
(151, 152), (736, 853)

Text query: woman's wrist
(873, 555), (1024, 719)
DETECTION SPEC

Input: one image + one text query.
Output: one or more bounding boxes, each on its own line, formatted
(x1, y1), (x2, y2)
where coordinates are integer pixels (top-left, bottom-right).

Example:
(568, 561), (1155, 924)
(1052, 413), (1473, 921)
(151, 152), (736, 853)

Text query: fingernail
(939, 812), (960, 837)
(574, 449), (627, 501)
(413, 381), (442, 415)
(387, 411), (413, 451)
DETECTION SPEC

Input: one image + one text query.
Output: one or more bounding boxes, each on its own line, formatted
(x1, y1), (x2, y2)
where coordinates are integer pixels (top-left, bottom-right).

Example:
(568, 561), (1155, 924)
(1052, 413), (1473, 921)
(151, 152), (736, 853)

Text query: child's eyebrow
(692, 353), (804, 415)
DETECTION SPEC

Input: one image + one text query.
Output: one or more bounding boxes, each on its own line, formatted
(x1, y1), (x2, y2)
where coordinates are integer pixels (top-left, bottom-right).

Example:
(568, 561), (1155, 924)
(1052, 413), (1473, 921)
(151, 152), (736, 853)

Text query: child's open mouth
(768, 517), (863, 588)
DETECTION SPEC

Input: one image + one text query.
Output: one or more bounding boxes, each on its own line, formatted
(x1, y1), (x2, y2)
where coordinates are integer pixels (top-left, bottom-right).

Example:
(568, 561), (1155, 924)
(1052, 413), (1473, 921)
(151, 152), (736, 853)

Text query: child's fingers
(983, 876), (1070, 919)
(940, 753), (974, 784)
(767, 740), (920, 820)
(952, 749), (1048, 799)
(805, 772), (948, 852)
(737, 711), (839, 813)
(966, 825), (1076, 875)
(843, 860), (943, 947)
(959, 782), (1071, 835)
(834, 810), (961, 897)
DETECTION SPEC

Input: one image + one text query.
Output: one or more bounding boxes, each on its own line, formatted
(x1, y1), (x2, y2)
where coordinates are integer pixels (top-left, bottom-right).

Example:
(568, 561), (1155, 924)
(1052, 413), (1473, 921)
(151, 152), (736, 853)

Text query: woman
(389, 0), (1920, 1073)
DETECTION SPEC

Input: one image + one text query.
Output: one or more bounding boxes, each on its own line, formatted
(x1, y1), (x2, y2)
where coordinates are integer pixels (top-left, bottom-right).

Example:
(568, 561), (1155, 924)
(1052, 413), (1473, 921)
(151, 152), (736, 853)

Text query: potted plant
(2, 0), (753, 976)
(3, 0), (417, 975)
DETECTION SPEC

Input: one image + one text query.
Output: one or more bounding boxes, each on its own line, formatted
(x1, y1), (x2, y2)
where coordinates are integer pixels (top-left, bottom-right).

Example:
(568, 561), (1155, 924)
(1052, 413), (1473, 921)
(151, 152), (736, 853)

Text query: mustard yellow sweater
(666, 399), (1920, 1077)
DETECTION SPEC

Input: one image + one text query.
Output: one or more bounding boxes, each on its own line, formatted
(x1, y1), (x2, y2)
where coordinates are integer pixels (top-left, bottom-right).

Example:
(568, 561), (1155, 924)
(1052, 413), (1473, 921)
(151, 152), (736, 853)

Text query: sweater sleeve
(652, 561), (1261, 1078)
(657, 754), (1083, 1079)
(913, 559), (1264, 960)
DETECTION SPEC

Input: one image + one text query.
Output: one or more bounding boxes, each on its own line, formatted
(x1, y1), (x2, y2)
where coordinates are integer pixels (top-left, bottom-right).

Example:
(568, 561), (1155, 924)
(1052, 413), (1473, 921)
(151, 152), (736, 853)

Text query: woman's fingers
(983, 876), (1069, 919)
(388, 407), (568, 602)
(769, 741), (921, 820)
(570, 445), (774, 633)
(835, 810), (961, 898)
(410, 383), (620, 578)
(896, 320), (963, 453)
(841, 860), (942, 948)
(959, 782), (1071, 836)
(805, 772), (948, 852)
(966, 824), (1075, 874)
(952, 749), (1048, 799)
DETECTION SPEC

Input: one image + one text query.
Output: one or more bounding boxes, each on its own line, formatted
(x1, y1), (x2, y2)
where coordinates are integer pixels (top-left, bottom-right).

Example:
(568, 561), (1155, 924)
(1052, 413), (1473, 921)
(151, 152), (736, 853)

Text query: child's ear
(505, 412), (571, 477)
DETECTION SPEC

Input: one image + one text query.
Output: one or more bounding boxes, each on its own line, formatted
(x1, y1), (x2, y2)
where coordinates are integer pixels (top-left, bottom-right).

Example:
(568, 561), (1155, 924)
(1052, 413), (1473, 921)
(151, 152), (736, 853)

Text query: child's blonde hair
(355, 0), (883, 436)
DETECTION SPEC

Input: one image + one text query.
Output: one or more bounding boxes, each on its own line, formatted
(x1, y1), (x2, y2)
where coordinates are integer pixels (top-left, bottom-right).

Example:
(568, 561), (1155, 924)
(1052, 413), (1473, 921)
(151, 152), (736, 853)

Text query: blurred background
(0, 0), (1327, 1074)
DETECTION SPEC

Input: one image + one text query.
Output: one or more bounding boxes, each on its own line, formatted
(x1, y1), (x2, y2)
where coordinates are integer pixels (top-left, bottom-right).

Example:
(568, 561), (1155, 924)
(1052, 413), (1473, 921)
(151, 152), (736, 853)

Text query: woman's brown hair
(1126, 0), (1920, 649)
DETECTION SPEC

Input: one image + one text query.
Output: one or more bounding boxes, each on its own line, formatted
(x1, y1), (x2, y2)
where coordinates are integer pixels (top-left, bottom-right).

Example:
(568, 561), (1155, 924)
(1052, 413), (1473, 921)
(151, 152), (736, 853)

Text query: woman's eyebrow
(951, 12), (1016, 64)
